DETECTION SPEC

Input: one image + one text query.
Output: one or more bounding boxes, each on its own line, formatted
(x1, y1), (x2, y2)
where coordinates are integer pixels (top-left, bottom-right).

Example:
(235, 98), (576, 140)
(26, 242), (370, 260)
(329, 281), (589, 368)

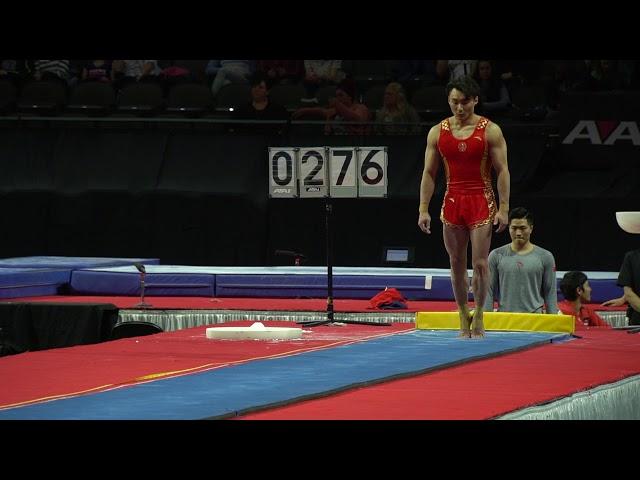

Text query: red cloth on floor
(369, 288), (407, 309)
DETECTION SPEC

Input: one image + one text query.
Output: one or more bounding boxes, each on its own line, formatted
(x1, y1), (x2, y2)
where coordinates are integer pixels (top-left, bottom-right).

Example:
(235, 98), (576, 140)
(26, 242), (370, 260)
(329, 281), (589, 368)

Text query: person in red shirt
(558, 271), (611, 329)
(418, 76), (510, 338)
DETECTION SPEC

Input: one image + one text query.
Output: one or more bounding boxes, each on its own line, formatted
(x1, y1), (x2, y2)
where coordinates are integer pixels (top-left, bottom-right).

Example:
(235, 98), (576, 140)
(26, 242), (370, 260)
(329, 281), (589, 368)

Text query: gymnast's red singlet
(437, 116), (496, 229)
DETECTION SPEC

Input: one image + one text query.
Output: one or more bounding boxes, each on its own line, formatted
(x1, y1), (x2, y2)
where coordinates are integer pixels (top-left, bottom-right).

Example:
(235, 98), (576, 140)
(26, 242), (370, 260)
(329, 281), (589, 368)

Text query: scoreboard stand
(269, 145), (391, 327)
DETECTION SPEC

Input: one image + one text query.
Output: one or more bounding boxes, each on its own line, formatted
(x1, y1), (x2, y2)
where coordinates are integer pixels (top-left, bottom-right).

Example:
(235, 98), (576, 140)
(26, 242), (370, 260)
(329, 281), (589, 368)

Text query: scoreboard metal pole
(325, 196), (334, 323)
(269, 146), (388, 326)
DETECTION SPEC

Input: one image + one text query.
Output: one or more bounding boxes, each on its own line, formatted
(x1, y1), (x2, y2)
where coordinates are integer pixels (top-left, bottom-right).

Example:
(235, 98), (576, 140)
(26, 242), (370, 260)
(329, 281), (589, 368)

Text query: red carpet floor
(8, 295), (457, 312)
(6, 295), (627, 314)
(2, 296), (634, 418)
(0, 321), (412, 409)
(240, 328), (640, 419)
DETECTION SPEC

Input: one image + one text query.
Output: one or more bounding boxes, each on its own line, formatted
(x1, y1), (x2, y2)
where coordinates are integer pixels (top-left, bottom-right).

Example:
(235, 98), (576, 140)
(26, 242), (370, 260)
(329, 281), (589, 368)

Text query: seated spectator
(301, 60), (345, 103)
(234, 72), (289, 121)
(158, 61), (193, 96)
(374, 82), (421, 135)
(558, 271), (611, 329)
(473, 60), (511, 115)
(292, 78), (370, 135)
(206, 60), (253, 97)
(257, 60), (304, 85)
(67, 60), (83, 87)
(436, 60), (477, 82)
(112, 60), (161, 90)
(81, 60), (113, 83)
(32, 60), (71, 86)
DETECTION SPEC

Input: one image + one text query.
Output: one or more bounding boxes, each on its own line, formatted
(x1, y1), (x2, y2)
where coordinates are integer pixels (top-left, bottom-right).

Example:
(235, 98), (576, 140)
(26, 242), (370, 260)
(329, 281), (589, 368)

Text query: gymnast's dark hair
(446, 75), (481, 99)
(559, 271), (588, 301)
(508, 207), (534, 225)
(248, 71), (272, 89)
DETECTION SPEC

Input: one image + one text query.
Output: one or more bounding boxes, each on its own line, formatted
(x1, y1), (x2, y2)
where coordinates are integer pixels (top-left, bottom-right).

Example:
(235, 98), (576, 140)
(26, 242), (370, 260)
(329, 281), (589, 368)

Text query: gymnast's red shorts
(440, 189), (496, 229)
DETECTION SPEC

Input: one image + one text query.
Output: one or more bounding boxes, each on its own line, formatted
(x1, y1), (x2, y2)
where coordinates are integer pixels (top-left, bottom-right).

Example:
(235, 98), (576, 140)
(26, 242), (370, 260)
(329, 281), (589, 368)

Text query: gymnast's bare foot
(458, 308), (472, 338)
(471, 310), (485, 338)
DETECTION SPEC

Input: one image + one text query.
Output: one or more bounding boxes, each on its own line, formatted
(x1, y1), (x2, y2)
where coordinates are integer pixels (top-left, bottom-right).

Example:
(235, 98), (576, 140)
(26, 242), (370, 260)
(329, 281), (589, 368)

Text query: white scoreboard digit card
(357, 146), (387, 197)
(298, 147), (328, 198)
(328, 147), (358, 198)
(268, 147), (298, 198)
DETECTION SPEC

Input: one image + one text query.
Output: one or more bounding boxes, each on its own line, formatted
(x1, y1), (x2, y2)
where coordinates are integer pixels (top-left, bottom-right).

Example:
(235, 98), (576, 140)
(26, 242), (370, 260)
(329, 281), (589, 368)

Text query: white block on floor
(206, 322), (303, 340)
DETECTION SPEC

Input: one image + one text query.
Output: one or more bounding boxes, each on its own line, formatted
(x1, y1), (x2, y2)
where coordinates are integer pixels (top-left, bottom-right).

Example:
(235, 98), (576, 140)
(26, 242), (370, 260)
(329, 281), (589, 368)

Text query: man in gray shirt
(483, 207), (558, 314)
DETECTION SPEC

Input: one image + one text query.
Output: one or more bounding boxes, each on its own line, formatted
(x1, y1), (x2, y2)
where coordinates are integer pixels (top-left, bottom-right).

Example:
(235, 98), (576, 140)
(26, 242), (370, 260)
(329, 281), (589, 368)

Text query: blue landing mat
(0, 268), (71, 299)
(70, 268), (215, 296)
(215, 274), (454, 299)
(216, 273), (622, 302)
(67, 265), (621, 301)
(0, 256), (160, 269)
(0, 330), (569, 420)
(69, 266), (456, 298)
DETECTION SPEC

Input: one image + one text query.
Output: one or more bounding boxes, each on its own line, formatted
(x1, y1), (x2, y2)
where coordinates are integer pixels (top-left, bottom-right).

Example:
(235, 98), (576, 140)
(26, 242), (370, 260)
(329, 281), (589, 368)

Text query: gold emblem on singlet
(457, 141), (467, 152)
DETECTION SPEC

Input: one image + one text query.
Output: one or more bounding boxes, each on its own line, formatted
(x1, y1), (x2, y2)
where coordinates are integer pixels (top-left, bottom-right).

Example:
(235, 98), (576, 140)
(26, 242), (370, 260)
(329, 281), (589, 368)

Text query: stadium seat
(269, 83), (305, 110)
(362, 84), (387, 111)
(410, 85), (449, 120)
(0, 79), (17, 114)
(166, 83), (214, 117)
(17, 80), (67, 115)
(215, 83), (250, 111)
(67, 82), (116, 115)
(116, 83), (164, 116)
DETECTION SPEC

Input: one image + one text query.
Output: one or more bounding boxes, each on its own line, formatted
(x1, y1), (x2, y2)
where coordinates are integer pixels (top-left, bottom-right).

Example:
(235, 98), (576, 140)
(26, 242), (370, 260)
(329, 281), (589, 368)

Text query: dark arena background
(1, 60), (639, 270)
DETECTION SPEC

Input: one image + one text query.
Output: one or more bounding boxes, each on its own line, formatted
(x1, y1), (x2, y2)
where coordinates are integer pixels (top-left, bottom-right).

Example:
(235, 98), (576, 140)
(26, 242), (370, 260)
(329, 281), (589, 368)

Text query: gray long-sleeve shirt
(483, 243), (558, 314)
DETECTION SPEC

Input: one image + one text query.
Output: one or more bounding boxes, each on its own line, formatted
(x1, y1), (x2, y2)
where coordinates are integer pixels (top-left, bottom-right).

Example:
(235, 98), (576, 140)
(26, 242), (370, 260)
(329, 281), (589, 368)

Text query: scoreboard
(269, 146), (388, 198)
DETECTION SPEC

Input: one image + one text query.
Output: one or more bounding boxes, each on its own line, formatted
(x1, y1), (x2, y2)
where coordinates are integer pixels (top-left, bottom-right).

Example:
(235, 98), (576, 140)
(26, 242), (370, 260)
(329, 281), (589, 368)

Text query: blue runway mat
(0, 330), (569, 419)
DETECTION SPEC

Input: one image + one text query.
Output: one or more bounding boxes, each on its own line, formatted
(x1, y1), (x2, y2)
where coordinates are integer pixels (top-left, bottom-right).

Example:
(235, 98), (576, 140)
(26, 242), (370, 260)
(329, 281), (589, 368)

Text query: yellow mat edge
(416, 311), (574, 334)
